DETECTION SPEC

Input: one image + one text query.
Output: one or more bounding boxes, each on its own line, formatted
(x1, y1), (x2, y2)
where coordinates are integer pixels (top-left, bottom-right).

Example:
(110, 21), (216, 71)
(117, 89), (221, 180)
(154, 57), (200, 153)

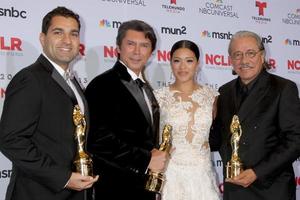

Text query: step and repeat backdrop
(0, 0), (300, 199)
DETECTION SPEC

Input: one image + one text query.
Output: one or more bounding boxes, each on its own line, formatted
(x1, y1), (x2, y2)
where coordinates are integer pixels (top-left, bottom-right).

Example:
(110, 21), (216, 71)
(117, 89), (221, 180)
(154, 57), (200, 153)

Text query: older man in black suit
(0, 7), (98, 200)
(85, 20), (169, 200)
(210, 30), (300, 200)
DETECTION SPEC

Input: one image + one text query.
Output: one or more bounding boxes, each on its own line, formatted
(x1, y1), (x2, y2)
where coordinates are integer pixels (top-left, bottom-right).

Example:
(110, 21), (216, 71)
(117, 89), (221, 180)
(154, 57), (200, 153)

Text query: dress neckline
(168, 84), (202, 96)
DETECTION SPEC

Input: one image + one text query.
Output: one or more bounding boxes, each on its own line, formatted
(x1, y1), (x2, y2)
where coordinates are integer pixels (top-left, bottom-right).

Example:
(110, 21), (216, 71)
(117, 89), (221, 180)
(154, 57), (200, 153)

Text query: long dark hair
(170, 40), (200, 61)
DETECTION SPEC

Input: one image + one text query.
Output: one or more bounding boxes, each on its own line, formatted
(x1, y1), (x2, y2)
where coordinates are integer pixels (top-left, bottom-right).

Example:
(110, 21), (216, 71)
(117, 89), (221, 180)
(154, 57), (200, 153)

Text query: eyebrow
(126, 39), (150, 45)
(50, 27), (64, 32)
(233, 49), (259, 53)
(173, 56), (195, 59)
(50, 27), (79, 33)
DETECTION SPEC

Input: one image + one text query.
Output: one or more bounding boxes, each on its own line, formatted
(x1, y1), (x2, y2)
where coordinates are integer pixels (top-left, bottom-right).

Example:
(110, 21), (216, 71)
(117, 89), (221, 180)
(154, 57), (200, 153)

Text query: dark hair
(229, 30), (270, 75)
(116, 20), (157, 52)
(170, 40), (200, 61)
(42, 6), (80, 34)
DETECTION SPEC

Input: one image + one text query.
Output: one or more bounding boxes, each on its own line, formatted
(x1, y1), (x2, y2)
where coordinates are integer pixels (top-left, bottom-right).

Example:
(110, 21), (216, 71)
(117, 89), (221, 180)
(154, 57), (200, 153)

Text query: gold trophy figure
(145, 124), (172, 193)
(73, 105), (93, 176)
(226, 115), (244, 178)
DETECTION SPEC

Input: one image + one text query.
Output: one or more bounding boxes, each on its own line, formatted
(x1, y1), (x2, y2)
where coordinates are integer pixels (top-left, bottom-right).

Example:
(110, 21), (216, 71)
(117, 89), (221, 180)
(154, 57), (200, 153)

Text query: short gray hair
(228, 30), (264, 55)
(229, 30), (271, 73)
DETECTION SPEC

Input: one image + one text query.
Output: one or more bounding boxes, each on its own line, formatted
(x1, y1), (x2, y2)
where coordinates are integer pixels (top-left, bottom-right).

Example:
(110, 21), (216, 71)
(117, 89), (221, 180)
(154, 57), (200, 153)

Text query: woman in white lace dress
(154, 40), (221, 200)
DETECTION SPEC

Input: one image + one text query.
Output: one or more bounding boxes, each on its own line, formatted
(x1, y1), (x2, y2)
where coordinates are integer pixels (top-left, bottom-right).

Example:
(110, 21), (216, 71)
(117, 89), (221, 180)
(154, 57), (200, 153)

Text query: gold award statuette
(145, 124), (172, 194)
(226, 115), (244, 178)
(73, 105), (93, 176)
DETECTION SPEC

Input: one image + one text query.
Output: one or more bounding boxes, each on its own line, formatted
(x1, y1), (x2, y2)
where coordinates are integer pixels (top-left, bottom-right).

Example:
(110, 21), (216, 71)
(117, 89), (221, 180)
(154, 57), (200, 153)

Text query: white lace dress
(154, 85), (221, 200)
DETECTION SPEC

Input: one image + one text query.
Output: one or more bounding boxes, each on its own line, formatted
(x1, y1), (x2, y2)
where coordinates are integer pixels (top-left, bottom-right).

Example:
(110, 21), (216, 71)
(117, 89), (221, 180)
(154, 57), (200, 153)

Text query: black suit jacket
(210, 70), (300, 200)
(85, 61), (159, 200)
(0, 55), (88, 200)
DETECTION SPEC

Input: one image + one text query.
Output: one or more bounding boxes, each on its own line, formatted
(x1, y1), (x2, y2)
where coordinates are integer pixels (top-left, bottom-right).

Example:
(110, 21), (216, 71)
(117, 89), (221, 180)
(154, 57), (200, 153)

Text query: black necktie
(135, 78), (158, 113)
(135, 78), (160, 145)
(238, 85), (248, 109)
(135, 79), (156, 104)
(135, 78), (144, 93)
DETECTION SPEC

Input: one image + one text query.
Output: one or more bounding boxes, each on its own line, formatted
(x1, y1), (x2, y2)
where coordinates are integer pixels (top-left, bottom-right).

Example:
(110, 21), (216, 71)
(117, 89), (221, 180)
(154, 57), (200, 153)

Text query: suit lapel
(222, 80), (239, 141)
(71, 77), (90, 149)
(238, 71), (270, 123)
(114, 62), (152, 125)
(230, 79), (239, 115)
(71, 78), (89, 117)
(38, 55), (77, 105)
(51, 69), (78, 105)
(150, 89), (160, 145)
(121, 79), (153, 125)
(223, 79), (238, 119)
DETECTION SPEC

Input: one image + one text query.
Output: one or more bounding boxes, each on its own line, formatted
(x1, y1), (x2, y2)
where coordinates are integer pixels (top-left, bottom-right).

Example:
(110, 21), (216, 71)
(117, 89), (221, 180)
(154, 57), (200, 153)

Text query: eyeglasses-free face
(171, 47), (199, 85)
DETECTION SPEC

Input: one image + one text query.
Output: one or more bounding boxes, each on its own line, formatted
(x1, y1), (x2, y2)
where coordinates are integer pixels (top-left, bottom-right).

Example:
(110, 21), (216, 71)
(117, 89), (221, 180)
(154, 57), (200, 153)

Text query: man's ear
(116, 45), (121, 54)
(260, 51), (266, 64)
(39, 33), (46, 47)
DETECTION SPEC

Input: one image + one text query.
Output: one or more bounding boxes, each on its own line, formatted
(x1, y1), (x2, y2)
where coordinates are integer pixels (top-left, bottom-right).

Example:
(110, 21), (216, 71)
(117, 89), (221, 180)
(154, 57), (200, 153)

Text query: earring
(170, 71), (175, 81)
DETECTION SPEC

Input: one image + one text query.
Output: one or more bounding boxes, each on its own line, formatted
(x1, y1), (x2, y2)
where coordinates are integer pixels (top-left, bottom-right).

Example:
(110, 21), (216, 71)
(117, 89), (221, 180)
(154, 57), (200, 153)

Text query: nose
(62, 33), (71, 44)
(239, 53), (250, 64)
(178, 61), (186, 69)
(133, 44), (140, 54)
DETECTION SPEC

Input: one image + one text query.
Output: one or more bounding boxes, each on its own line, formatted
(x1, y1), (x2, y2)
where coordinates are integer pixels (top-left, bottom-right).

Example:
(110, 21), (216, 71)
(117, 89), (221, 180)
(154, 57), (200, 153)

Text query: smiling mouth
(58, 47), (72, 52)
(178, 72), (188, 75)
(240, 64), (253, 69)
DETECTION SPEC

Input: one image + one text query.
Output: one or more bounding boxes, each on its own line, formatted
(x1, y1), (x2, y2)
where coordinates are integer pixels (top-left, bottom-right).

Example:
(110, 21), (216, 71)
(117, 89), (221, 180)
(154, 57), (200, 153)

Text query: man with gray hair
(210, 30), (300, 200)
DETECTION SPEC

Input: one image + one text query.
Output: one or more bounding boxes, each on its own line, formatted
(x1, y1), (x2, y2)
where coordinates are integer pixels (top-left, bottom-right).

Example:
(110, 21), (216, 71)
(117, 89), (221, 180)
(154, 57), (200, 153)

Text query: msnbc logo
(201, 30), (232, 40)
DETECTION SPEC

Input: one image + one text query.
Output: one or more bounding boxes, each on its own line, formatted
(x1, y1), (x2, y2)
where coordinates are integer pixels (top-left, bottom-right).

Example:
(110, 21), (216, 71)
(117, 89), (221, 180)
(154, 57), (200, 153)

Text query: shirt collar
(119, 60), (145, 82)
(237, 69), (265, 92)
(42, 53), (69, 78)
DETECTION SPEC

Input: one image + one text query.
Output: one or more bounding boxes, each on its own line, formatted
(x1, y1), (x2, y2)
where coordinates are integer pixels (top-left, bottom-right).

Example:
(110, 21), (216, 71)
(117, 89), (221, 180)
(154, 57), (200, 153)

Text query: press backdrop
(1, 0), (300, 199)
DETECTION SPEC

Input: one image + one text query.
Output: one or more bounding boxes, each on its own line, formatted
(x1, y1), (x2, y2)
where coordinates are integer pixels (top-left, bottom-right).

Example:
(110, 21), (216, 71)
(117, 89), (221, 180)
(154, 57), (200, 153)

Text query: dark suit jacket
(0, 55), (88, 200)
(85, 61), (159, 200)
(210, 70), (300, 200)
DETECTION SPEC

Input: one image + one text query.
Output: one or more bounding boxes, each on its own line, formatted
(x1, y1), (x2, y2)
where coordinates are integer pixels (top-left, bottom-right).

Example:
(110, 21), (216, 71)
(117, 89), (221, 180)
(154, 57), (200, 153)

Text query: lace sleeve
(153, 87), (169, 144)
(153, 87), (167, 107)
(203, 85), (219, 104)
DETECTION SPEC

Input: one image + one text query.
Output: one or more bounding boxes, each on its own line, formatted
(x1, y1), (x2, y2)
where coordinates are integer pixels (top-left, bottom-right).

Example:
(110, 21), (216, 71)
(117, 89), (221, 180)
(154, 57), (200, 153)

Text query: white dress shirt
(119, 60), (153, 121)
(42, 53), (85, 114)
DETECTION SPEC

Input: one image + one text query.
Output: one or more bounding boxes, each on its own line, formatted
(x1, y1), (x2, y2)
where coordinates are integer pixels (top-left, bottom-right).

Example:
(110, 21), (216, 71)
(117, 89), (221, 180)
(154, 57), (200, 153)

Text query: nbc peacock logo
(99, 19), (121, 29)
(284, 39), (292, 45)
(284, 38), (300, 46)
(201, 30), (209, 37)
